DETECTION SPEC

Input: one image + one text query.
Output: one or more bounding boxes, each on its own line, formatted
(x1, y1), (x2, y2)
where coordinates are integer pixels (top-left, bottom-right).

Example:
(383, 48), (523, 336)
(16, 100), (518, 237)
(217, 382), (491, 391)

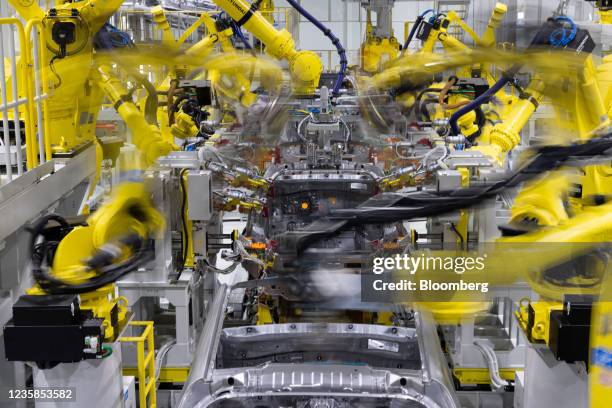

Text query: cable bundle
(279, 135), (612, 253)
(30, 214), (152, 295)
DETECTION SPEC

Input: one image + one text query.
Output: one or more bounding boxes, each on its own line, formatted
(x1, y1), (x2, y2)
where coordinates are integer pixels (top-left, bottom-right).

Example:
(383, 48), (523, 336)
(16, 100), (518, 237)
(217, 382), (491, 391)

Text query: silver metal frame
(0, 145), (96, 243)
(178, 284), (459, 408)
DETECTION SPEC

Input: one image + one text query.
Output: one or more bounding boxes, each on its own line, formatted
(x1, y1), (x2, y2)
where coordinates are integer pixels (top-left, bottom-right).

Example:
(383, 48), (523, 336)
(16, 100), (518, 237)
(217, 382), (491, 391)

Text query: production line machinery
(0, 0), (611, 407)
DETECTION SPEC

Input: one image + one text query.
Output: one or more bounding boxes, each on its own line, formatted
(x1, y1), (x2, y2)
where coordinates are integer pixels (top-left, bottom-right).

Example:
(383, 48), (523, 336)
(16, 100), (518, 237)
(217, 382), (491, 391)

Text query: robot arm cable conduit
(285, 0), (347, 95)
(213, 0), (323, 95)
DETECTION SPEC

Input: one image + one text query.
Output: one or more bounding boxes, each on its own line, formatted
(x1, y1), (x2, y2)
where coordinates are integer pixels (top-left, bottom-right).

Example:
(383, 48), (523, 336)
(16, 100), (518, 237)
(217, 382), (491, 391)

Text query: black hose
(449, 64), (521, 135)
(126, 69), (159, 126)
(34, 240), (149, 295)
(414, 88), (442, 122)
(333, 137), (612, 224)
(28, 214), (70, 253)
(401, 9), (434, 54)
(450, 222), (465, 249)
(177, 169), (189, 279)
(474, 106), (486, 131)
(285, 0), (347, 95)
(401, 16), (424, 54)
(29, 213), (151, 295)
(278, 135), (612, 254)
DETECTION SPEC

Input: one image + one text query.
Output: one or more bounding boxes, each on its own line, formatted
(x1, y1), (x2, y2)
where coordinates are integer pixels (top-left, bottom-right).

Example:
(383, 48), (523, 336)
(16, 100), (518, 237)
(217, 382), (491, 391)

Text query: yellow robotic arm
(151, 5), (180, 50)
(182, 12), (238, 59)
(27, 181), (166, 341)
(97, 64), (176, 167)
(360, 0), (400, 73)
(197, 13), (258, 106)
(419, 3), (507, 54)
(29, 61), (176, 337)
(8, 0), (126, 50)
(467, 79), (545, 164)
(480, 2), (508, 47)
(7, 0), (43, 21)
(213, 0), (323, 94)
(508, 170), (572, 227)
(490, 52), (612, 227)
(66, 0), (125, 33)
(506, 57), (611, 227)
(6, 0), (126, 156)
(152, 7), (258, 113)
(26, 60), (177, 339)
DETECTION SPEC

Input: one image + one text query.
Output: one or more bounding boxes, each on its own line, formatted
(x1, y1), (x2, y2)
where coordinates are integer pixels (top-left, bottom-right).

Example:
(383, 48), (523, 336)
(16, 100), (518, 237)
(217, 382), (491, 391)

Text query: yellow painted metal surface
(213, 0), (322, 94)
(119, 321), (157, 408)
(123, 367), (190, 384)
(453, 367), (520, 385)
(516, 300), (563, 344)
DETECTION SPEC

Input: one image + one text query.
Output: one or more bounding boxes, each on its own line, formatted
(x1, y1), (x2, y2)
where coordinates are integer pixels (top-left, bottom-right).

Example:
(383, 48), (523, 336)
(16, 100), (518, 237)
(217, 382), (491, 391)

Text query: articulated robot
(361, 12), (612, 400)
(212, 0), (323, 95)
(2, 0), (318, 371)
(3, 0), (612, 406)
(3, 0), (176, 367)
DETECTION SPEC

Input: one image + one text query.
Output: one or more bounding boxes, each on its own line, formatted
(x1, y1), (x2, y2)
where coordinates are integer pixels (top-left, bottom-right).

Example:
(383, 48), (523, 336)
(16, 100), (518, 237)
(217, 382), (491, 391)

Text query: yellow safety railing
(25, 19), (52, 163)
(119, 321), (157, 408)
(0, 16), (52, 176)
(0, 17), (35, 174)
(123, 366), (190, 384)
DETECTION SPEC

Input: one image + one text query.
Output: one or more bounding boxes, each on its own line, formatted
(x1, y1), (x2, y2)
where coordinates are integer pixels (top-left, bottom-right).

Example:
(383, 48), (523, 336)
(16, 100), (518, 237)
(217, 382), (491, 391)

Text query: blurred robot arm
(212, 0), (323, 95)
(97, 65), (176, 167)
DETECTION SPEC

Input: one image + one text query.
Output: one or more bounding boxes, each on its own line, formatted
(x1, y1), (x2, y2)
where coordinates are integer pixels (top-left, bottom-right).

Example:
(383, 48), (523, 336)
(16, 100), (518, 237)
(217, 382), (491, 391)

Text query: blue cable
(230, 20), (253, 49)
(449, 19), (577, 135)
(94, 23), (133, 49)
(285, 0), (347, 95)
(420, 9), (435, 18)
(549, 16), (577, 47)
(448, 64), (521, 135)
(401, 9), (435, 53)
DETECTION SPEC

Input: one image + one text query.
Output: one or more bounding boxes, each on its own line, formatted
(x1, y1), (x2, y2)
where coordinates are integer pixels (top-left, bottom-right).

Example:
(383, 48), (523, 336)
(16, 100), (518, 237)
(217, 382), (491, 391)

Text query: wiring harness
(277, 135), (612, 254)
(30, 214), (153, 295)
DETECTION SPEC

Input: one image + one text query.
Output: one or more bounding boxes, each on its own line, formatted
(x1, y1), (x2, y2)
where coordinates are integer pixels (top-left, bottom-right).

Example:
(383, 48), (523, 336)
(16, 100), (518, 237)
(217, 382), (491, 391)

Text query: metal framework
(0, 10), (51, 181)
